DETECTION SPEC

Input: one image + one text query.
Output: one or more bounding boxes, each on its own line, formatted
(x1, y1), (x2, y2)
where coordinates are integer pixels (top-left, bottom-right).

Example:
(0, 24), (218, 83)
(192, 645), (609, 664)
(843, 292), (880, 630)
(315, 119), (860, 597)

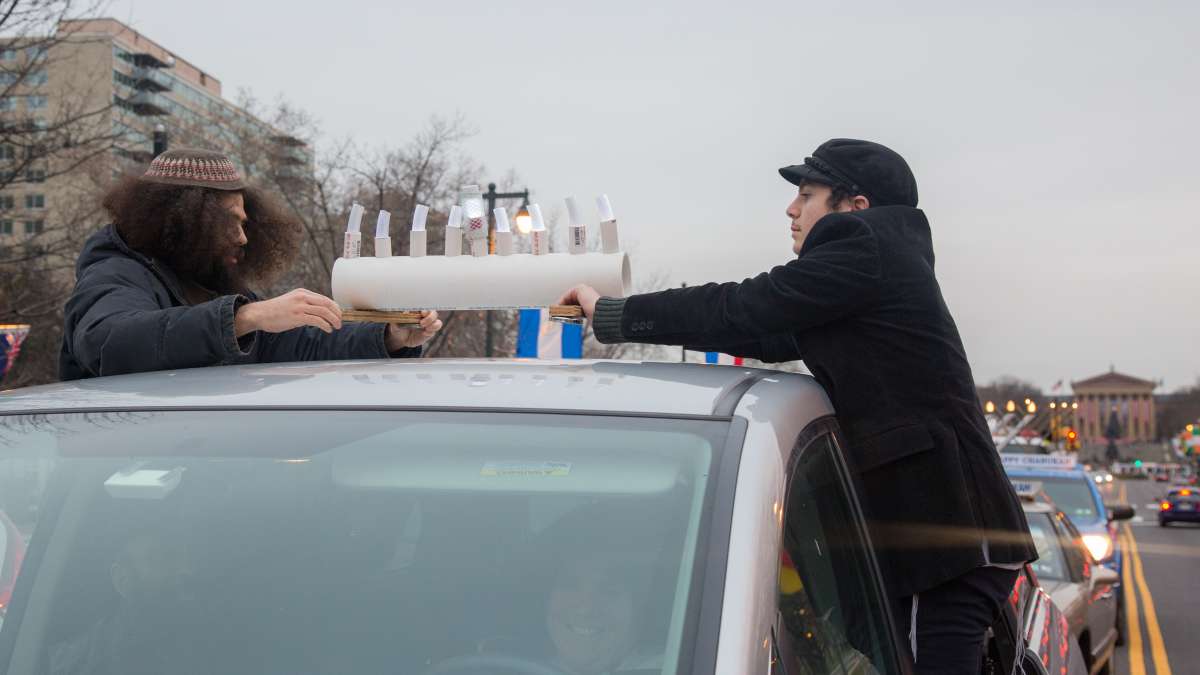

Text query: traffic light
(1065, 428), (1080, 451)
(1134, 459), (1143, 468)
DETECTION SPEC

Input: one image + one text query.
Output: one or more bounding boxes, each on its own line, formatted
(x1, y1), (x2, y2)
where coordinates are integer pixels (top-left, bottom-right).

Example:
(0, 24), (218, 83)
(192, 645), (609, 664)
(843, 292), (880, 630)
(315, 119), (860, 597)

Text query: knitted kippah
(140, 147), (246, 191)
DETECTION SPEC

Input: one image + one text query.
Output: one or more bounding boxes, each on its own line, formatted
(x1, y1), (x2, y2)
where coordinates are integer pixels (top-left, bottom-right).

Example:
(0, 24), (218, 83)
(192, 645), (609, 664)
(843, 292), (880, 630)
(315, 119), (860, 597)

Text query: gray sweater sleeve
(592, 297), (627, 344)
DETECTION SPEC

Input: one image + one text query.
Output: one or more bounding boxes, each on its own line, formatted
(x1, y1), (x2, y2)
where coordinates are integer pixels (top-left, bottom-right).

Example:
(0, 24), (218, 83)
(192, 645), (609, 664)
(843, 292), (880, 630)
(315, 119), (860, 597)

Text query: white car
(0, 360), (1081, 674)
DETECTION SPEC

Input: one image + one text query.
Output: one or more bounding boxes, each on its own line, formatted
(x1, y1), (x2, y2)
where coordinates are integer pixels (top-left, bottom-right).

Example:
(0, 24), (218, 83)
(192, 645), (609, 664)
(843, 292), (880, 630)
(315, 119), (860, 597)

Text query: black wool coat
(59, 225), (418, 381)
(596, 206), (1037, 599)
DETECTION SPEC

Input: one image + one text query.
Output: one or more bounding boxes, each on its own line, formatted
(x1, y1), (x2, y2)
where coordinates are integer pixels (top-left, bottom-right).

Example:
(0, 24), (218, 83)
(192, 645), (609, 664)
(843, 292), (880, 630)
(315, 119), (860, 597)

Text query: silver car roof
(0, 359), (834, 419)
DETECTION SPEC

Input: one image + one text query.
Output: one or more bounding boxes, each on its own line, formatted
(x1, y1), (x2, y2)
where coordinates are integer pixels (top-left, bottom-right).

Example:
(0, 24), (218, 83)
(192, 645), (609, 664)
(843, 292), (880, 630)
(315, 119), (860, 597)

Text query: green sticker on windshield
(481, 461), (572, 477)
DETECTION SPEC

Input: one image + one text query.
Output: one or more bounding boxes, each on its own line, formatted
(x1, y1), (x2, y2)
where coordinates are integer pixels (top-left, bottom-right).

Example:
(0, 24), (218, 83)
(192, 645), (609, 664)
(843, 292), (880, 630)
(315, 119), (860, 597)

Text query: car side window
(1026, 514), (1068, 581)
(774, 430), (898, 675)
(1051, 513), (1089, 583)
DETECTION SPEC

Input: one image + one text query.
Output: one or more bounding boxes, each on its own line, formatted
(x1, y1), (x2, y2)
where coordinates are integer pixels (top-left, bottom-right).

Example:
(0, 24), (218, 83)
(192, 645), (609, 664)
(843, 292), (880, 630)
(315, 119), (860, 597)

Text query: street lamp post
(481, 183), (530, 357)
(152, 124), (168, 157)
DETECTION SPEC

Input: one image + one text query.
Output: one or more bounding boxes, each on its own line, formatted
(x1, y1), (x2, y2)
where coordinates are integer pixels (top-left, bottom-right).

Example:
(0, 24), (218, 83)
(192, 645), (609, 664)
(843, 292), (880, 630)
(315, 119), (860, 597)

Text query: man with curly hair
(59, 148), (442, 380)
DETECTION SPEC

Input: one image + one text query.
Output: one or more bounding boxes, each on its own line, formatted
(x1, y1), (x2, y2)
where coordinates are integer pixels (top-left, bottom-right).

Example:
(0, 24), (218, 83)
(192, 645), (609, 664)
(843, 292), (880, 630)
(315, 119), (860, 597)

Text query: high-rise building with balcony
(0, 17), (312, 245)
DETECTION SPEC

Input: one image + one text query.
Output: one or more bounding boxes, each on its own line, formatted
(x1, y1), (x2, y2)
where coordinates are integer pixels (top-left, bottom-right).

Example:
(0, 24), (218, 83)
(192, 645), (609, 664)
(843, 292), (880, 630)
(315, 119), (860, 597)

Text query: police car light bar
(1000, 454), (1078, 469)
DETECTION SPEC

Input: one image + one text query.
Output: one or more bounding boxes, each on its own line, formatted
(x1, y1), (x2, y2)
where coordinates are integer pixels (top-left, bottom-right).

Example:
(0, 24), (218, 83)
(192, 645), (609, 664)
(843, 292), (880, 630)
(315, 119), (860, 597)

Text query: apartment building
(0, 17), (311, 243)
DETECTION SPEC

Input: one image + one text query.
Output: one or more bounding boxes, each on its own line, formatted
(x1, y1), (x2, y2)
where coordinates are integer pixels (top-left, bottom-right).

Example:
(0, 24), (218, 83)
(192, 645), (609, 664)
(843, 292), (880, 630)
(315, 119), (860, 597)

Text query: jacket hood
(75, 225), (152, 277)
(75, 225), (187, 305)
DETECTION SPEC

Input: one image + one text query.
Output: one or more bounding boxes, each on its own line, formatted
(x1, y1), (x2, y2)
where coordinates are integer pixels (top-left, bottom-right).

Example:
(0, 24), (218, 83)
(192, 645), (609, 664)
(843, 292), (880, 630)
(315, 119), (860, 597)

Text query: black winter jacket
(59, 225), (417, 381)
(592, 206), (1037, 599)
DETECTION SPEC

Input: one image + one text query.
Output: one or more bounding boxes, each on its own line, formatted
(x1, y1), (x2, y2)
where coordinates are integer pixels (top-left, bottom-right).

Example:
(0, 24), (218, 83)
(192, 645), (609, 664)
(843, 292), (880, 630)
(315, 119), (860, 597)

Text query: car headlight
(1082, 533), (1113, 562)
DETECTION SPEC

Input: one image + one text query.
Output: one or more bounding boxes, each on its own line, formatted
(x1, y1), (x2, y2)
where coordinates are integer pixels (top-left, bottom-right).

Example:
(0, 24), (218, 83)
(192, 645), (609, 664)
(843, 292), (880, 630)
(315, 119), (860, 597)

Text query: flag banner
(516, 309), (541, 358)
(0, 324), (31, 380)
(704, 352), (744, 366)
(516, 310), (583, 359)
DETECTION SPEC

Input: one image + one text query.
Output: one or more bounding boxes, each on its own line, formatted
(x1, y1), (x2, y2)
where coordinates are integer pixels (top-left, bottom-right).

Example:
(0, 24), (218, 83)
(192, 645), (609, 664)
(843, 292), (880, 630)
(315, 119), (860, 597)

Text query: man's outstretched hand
(386, 311), (443, 352)
(235, 288), (344, 336)
(557, 284), (601, 321)
(234, 290), (443, 352)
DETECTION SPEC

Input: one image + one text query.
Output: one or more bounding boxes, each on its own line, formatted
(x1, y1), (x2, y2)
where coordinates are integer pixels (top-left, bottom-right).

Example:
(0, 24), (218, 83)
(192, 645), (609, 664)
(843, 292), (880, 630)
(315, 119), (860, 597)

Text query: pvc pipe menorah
(331, 252), (631, 312)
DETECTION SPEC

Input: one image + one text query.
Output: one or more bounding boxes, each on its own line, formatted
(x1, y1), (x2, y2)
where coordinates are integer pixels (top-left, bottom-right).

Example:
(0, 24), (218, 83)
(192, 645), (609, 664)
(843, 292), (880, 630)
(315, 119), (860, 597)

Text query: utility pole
(680, 282), (687, 362)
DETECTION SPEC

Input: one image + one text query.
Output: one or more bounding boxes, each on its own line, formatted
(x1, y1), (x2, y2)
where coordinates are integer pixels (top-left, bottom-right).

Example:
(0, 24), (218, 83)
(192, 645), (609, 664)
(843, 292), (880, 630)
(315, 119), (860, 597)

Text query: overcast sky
(107, 0), (1199, 390)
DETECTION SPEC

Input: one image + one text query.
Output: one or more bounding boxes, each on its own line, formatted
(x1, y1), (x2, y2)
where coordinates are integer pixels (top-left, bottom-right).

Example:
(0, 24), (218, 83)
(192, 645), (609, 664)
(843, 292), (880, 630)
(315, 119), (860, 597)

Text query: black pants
(892, 566), (1020, 675)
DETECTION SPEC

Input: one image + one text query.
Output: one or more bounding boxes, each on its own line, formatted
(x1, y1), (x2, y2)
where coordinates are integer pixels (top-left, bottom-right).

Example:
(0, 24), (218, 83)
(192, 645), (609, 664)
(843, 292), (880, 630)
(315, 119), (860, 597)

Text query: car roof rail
(710, 371), (768, 417)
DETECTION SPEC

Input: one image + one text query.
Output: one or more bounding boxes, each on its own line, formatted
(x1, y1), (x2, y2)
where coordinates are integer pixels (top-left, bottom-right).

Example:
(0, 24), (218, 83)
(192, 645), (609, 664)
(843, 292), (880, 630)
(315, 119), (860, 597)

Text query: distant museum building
(1072, 369), (1157, 444)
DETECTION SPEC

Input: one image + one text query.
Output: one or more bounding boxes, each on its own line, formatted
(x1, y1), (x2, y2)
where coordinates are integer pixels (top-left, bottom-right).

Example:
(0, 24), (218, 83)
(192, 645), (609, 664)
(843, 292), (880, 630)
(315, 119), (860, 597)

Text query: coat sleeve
(67, 260), (253, 378)
(613, 213), (882, 347)
(683, 332), (804, 364)
(256, 322), (421, 363)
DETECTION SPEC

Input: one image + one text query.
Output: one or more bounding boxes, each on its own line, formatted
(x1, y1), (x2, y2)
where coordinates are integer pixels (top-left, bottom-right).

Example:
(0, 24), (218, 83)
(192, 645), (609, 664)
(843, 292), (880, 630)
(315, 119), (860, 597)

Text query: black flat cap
(779, 138), (918, 208)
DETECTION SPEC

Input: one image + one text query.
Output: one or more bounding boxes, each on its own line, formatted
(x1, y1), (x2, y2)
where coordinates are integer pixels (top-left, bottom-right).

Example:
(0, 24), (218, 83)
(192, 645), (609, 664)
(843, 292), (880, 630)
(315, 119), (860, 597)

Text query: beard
(185, 246), (249, 296)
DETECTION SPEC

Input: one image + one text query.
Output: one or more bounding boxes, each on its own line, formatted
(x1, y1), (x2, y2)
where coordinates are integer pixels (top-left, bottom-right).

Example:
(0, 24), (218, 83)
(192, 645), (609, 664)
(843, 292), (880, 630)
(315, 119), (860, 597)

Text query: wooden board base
(549, 305), (584, 320)
(341, 310), (424, 324)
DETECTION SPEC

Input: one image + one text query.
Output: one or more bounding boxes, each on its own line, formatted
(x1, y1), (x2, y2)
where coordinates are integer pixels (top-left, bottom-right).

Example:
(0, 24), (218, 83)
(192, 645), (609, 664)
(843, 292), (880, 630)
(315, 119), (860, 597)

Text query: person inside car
(543, 552), (660, 675)
(449, 503), (674, 675)
(50, 528), (204, 675)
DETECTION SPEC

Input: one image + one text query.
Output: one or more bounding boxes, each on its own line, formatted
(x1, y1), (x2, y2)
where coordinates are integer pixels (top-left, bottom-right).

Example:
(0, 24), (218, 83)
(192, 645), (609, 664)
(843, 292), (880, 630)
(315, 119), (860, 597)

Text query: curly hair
(795, 178), (860, 210)
(101, 176), (301, 294)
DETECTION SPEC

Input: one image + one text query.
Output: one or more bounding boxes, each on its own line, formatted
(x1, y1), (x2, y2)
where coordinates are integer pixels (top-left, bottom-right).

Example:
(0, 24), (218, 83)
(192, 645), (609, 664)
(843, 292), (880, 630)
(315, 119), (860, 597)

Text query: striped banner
(1, 324), (31, 380)
(705, 352), (744, 366)
(515, 309), (582, 359)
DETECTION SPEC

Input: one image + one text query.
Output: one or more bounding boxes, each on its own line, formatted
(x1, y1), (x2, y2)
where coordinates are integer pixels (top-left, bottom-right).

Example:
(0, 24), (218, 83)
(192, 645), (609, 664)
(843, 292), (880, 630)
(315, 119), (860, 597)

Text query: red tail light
(1160, 501), (1172, 510)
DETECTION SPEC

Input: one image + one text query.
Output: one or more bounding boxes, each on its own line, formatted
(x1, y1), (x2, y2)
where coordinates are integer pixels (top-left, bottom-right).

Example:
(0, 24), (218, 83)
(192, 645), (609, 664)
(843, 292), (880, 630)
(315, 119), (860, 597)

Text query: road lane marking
(1120, 530), (1147, 675)
(1124, 523), (1172, 675)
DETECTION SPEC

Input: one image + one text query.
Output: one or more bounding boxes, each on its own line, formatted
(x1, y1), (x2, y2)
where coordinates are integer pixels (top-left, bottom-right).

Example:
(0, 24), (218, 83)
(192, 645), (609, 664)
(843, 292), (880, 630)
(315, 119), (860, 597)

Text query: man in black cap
(558, 139), (1036, 673)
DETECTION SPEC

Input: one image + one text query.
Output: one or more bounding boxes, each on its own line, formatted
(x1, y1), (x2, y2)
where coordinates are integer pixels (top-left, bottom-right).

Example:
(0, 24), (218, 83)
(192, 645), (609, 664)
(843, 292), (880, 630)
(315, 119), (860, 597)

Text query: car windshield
(0, 410), (729, 675)
(1034, 476), (1100, 523)
(1026, 513), (1067, 581)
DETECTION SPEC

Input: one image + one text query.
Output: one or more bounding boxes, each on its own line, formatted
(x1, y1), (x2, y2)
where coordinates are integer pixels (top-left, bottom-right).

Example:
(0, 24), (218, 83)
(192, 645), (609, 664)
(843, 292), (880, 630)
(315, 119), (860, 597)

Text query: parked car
(0, 360), (1082, 674)
(1015, 484), (1118, 675)
(1002, 454), (1134, 645)
(1159, 486), (1200, 526)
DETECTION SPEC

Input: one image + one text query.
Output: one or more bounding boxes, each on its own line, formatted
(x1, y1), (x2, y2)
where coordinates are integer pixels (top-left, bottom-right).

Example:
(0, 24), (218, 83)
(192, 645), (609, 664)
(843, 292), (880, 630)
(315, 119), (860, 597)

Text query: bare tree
(1157, 378), (1200, 442)
(977, 376), (1044, 409)
(0, 2), (124, 387)
(216, 100), (502, 357)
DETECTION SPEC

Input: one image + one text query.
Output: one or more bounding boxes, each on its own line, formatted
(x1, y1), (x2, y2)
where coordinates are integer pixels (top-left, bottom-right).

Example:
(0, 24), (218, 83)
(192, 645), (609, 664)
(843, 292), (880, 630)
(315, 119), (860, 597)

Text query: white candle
(410, 204), (429, 257)
(565, 196), (586, 254)
(343, 202), (364, 258)
(493, 206), (513, 256)
(374, 209), (392, 258)
(445, 205), (463, 257)
(529, 203), (548, 256)
(596, 194), (619, 254)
